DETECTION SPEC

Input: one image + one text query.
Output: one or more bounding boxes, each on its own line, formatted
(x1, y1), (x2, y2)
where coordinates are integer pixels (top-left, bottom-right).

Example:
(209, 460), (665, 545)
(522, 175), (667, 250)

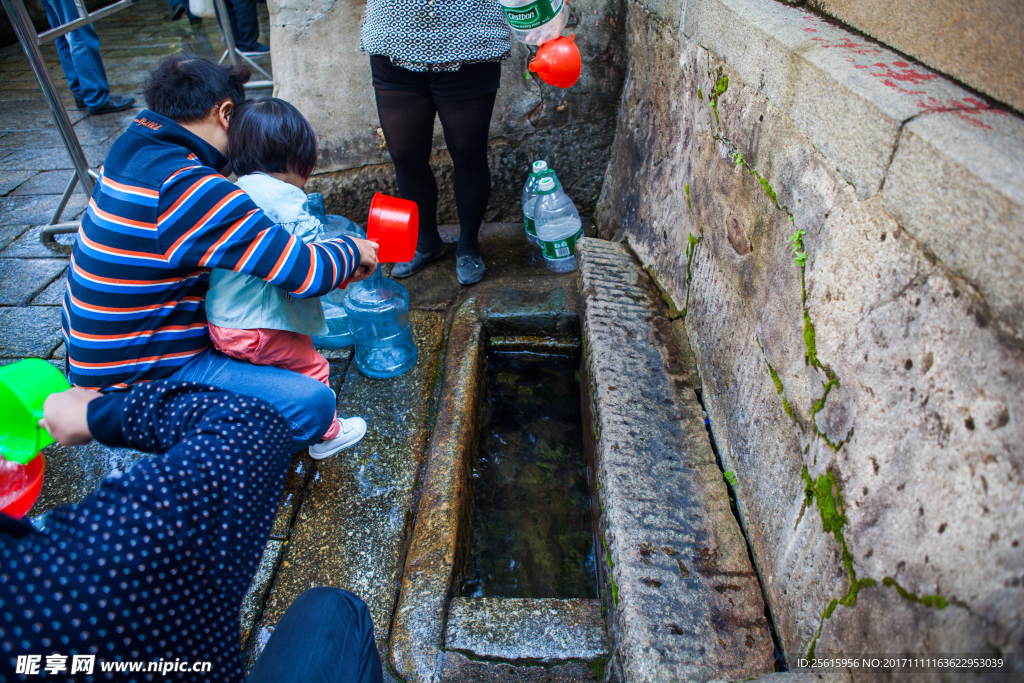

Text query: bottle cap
(532, 160), (548, 173)
(538, 177), (556, 191)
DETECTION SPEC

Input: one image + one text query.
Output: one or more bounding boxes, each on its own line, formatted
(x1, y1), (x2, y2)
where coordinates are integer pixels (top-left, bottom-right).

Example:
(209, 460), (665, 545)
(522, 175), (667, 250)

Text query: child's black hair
(227, 98), (319, 180)
(144, 54), (250, 123)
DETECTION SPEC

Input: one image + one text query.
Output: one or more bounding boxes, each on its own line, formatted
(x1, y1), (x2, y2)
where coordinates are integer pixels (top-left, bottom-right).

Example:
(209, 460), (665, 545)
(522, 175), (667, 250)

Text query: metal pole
(1, 0), (95, 202)
(212, 0), (238, 66)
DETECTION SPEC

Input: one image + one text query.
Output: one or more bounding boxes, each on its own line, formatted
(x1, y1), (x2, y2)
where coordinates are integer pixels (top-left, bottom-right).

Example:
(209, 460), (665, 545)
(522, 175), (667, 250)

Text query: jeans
(215, 0), (260, 50)
(247, 587), (384, 683)
(40, 0), (110, 111)
(171, 347), (336, 452)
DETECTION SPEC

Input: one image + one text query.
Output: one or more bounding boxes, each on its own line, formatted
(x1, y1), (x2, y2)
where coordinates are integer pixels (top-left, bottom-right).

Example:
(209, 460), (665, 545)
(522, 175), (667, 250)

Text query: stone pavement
(0, 0), (272, 374)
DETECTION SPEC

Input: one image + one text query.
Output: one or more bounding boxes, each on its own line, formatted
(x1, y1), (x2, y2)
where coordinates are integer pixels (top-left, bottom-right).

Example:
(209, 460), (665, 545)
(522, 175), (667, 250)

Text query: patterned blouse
(360, 0), (512, 72)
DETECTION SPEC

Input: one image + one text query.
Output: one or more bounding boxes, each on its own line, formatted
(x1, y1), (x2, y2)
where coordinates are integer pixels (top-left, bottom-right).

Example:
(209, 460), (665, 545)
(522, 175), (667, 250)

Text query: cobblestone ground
(0, 0), (271, 366)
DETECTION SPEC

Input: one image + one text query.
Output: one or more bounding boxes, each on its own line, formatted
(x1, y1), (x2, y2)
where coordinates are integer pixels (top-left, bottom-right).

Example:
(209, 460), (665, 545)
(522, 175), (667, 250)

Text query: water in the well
(461, 350), (597, 599)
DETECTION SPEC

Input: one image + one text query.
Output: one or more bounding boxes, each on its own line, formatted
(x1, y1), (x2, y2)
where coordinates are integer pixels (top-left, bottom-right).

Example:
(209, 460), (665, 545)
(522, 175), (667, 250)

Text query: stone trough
(387, 238), (777, 682)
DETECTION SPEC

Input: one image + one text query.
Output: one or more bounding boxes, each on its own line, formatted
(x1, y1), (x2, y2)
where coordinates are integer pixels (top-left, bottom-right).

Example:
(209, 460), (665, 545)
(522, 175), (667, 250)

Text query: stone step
(445, 598), (607, 664)
(577, 237), (774, 682)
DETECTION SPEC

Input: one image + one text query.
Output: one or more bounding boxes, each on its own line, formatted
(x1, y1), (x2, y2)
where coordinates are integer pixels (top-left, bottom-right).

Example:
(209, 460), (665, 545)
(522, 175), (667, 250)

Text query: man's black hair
(144, 54), (250, 123)
(227, 98), (319, 180)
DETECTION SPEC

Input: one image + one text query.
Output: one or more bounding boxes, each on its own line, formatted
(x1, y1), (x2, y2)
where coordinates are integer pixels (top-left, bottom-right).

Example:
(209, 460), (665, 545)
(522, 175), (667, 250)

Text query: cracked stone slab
(883, 109), (1024, 341)
(577, 238), (773, 683)
(0, 305), (64, 358)
(31, 270), (68, 305)
(445, 598), (607, 664)
(0, 258), (66, 305)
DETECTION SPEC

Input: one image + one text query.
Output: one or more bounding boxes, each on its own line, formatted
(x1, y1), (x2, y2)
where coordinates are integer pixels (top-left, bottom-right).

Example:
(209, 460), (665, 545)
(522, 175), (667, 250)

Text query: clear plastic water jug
(311, 212), (367, 349)
(534, 176), (583, 273)
(499, 0), (569, 45)
(522, 160), (557, 248)
(343, 269), (417, 378)
(307, 192), (327, 226)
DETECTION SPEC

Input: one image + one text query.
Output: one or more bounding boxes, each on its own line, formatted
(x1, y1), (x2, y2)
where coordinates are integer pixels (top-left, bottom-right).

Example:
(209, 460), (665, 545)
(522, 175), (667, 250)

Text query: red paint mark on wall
(810, 36), (883, 56)
(914, 97), (1007, 129)
(867, 62), (938, 95)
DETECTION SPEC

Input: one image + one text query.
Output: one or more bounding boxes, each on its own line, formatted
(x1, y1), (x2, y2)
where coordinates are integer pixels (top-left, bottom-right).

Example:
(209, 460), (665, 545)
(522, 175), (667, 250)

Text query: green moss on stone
(684, 182), (691, 209)
(604, 541), (619, 607)
(766, 361), (795, 419)
(710, 70), (729, 125)
(644, 265), (682, 321)
(586, 657), (608, 679)
(803, 311), (819, 369)
(803, 466), (877, 659)
(883, 577), (948, 609)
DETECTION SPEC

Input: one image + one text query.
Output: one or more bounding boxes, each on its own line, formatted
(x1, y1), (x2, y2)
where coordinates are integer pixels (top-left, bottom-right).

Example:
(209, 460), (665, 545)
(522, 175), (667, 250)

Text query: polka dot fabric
(360, 0), (512, 72)
(0, 382), (294, 682)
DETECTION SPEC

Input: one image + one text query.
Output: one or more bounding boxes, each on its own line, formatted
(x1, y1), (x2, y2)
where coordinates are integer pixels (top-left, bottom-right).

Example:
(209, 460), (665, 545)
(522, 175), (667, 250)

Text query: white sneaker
(308, 417), (367, 460)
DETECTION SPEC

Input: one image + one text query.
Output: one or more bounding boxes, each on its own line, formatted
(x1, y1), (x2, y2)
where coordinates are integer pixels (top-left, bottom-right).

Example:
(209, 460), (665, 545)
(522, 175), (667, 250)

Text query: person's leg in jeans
(40, 0), (110, 111)
(207, 325), (342, 440)
(172, 347), (335, 452)
(374, 88), (443, 255)
(435, 92), (498, 258)
(247, 587), (383, 683)
(41, 0), (83, 106)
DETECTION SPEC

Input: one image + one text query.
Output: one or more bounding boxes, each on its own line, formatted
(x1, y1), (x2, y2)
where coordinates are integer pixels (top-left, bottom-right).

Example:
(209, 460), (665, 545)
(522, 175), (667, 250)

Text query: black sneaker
(391, 243), (446, 278)
(74, 97), (86, 110)
(88, 95), (135, 115)
(169, 2), (186, 20)
(238, 43), (269, 55)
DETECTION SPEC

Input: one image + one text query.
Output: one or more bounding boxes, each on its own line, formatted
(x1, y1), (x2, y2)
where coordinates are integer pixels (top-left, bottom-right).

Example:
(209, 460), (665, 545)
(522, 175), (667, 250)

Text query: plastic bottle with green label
(534, 176), (583, 273)
(499, 0), (569, 46)
(522, 160), (558, 248)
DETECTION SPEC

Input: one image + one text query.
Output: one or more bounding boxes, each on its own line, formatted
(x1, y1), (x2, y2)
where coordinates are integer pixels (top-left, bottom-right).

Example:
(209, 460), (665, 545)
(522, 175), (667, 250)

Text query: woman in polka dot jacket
(0, 381), (383, 682)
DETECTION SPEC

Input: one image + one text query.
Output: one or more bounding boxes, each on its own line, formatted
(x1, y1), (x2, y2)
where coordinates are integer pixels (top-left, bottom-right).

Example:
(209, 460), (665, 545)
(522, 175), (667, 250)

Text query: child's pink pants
(208, 324), (341, 441)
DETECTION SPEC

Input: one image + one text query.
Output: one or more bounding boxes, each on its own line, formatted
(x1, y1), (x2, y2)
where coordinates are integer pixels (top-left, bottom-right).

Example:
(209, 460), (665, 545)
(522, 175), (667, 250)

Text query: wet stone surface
(445, 597), (607, 663)
(251, 311), (446, 660)
(438, 651), (600, 682)
(0, 305), (64, 358)
(0, 257), (66, 305)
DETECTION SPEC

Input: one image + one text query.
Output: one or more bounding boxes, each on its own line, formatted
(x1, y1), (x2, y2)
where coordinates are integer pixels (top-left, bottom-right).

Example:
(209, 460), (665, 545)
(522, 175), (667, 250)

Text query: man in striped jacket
(62, 55), (380, 452)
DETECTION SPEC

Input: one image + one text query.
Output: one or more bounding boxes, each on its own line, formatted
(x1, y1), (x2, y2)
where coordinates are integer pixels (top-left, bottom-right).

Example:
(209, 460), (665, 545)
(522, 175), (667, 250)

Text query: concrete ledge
(683, 0), (1010, 200)
(577, 238), (773, 682)
(445, 598), (607, 664)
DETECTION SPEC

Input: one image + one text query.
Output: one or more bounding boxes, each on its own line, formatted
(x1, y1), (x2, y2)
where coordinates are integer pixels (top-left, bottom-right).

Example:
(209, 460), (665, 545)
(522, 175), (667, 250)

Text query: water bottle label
(501, 0), (564, 30)
(539, 228), (583, 260)
(524, 216), (537, 237)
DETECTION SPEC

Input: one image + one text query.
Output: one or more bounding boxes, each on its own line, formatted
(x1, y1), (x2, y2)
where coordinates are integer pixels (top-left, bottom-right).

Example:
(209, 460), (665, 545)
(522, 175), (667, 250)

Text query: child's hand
(349, 238), (379, 282)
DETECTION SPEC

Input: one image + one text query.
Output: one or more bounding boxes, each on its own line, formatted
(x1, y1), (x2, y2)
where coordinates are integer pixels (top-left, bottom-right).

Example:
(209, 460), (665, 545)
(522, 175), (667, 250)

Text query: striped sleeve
(157, 167), (358, 298)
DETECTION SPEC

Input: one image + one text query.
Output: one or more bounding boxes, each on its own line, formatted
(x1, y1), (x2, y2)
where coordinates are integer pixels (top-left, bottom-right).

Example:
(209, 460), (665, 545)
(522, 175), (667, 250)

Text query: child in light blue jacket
(206, 98), (369, 459)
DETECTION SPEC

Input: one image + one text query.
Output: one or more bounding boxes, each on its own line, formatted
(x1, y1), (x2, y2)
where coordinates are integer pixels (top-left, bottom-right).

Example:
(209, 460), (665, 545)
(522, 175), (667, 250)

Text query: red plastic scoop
(529, 34), (581, 88)
(366, 192), (419, 263)
(0, 453), (45, 518)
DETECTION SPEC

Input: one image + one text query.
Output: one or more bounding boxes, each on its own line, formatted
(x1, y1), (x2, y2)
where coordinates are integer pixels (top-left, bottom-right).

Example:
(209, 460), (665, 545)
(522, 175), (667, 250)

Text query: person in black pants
(0, 381), (382, 682)
(217, 0), (266, 53)
(361, 0), (512, 286)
